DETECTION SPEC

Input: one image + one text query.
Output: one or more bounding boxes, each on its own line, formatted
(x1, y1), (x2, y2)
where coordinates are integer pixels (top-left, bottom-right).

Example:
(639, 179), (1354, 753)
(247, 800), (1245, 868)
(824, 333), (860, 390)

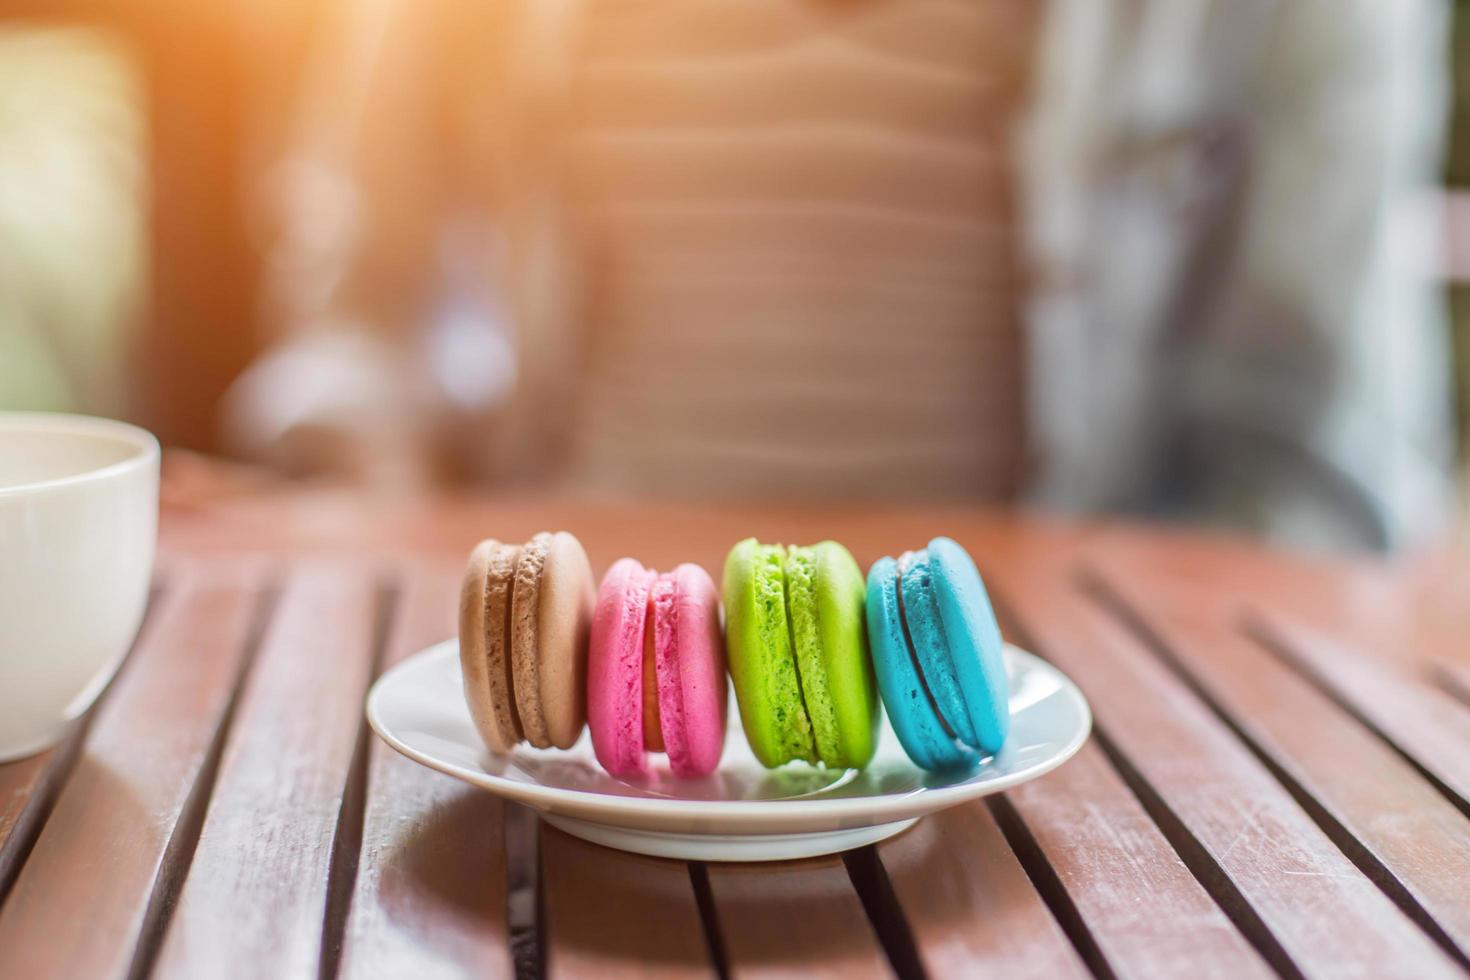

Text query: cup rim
(0, 412), (161, 497)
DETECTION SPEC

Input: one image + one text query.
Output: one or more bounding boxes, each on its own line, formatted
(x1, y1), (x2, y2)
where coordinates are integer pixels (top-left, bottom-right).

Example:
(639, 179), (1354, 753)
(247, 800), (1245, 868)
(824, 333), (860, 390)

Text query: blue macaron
(865, 537), (1009, 770)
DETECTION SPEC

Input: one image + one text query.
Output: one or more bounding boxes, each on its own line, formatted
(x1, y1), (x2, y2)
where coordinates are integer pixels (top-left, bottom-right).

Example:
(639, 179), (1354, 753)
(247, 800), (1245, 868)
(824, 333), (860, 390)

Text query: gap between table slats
(974, 584), (1277, 980)
(1245, 612), (1470, 818)
(1083, 569), (1470, 969)
(0, 567), (279, 980)
(985, 562), (1462, 980)
(987, 584), (1287, 980)
(539, 827), (914, 980)
(872, 801), (1090, 980)
(687, 862), (731, 979)
(841, 848), (924, 980)
(318, 576), (398, 980)
(506, 803), (543, 980)
(530, 553), (1301, 980)
(126, 581), (282, 980)
(983, 794), (1115, 980)
(0, 582), (170, 909)
(1433, 659), (1470, 712)
(540, 826), (709, 979)
(16, 542), (1464, 979)
(337, 565), (514, 980)
(147, 565), (390, 980)
(535, 772), (1090, 980)
(705, 854), (893, 979)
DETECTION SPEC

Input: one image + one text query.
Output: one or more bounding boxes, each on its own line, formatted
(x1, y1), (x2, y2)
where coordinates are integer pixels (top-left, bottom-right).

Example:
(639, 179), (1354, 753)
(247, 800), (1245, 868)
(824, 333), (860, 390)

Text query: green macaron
(722, 538), (878, 769)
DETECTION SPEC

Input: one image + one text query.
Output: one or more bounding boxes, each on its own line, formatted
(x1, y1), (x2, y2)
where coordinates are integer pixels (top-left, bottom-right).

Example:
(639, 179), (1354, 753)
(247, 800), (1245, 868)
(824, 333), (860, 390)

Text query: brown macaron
(459, 532), (595, 752)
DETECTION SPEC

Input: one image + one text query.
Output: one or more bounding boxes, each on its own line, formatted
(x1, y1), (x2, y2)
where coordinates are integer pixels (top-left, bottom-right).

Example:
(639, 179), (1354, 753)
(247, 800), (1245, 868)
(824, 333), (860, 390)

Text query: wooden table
(3, 488), (1470, 978)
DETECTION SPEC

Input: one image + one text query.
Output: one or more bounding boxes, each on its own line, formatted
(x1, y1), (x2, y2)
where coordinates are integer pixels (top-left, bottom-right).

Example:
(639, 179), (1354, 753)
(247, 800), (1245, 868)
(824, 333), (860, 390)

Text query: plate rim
(366, 639), (1092, 825)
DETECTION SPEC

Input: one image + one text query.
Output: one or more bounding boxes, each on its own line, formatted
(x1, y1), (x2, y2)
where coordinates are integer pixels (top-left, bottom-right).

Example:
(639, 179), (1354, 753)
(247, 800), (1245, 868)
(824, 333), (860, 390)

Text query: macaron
(866, 536), (1009, 770)
(459, 532), (595, 752)
(588, 559), (727, 778)
(722, 538), (877, 770)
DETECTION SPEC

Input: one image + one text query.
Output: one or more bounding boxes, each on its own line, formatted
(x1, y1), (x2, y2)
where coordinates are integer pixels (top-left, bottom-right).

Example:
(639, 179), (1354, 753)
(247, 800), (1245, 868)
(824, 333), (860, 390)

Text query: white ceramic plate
(367, 640), (1091, 861)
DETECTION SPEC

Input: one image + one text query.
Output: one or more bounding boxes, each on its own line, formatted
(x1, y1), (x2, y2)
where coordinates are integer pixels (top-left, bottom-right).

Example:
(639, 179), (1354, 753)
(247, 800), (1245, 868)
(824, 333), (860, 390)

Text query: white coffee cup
(0, 413), (159, 761)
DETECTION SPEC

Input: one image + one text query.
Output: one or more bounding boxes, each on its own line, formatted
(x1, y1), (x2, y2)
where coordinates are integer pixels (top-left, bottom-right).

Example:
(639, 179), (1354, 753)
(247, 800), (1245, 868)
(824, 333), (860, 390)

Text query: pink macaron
(588, 559), (727, 778)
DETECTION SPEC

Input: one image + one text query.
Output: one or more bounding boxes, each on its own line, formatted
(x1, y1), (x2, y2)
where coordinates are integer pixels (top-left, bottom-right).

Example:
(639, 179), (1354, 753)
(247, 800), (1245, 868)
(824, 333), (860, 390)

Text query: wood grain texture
(991, 565), (1462, 979)
(152, 566), (382, 979)
(0, 579), (263, 979)
(1253, 610), (1470, 810)
(0, 583), (168, 900)
(0, 751), (55, 880)
(5, 491), (1466, 977)
(706, 855), (889, 979)
(0, 730), (89, 917)
(1434, 656), (1470, 710)
(1004, 741), (1273, 979)
(1072, 524), (1416, 664)
(1093, 574), (1470, 960)
(541, 826), (709, 978)
(876, 802), (1088, 979)
(340, 564), (513, 980)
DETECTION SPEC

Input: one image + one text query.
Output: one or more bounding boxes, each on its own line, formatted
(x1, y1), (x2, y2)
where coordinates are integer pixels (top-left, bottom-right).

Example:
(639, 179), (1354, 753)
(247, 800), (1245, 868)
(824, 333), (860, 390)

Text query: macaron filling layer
(511, 533), (553, 747)
(892, 558), (957, 742)
(460, 541), (523, 753)
(785, 546), (840, 764)
(642, 601), (663, 750)
(650, 575), (686, 768)
(484, 542), (525, 747)
(751, 545), (818, 764)
(897, 549), (978, 746)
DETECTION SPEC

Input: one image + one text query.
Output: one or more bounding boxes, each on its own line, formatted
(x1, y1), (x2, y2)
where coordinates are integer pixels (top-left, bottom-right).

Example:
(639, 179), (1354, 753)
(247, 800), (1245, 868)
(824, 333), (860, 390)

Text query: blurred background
(1, 0), (1465, 552)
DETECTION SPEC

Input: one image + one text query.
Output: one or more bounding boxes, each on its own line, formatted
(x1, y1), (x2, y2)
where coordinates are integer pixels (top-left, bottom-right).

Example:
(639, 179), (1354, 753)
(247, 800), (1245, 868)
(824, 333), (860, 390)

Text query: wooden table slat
(152, 566), (382, 979)
(991, 565), (1462, 979)
(1094, 573), (1470, 962)
(1253, 611), (1470, 811)
(6, 497), (1467, 978)
(706, 855), (890, 979)
(0, 750), (56, 893)
(0, 583), (168, 894)
(1003, 741), (1273, 980)
(0, 577), (265, 979)
(875, 802), (1089, 979)
(1433, 658), (1470, 712)
(340, 565), (513, 980)
(541, 826), (710, 978)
